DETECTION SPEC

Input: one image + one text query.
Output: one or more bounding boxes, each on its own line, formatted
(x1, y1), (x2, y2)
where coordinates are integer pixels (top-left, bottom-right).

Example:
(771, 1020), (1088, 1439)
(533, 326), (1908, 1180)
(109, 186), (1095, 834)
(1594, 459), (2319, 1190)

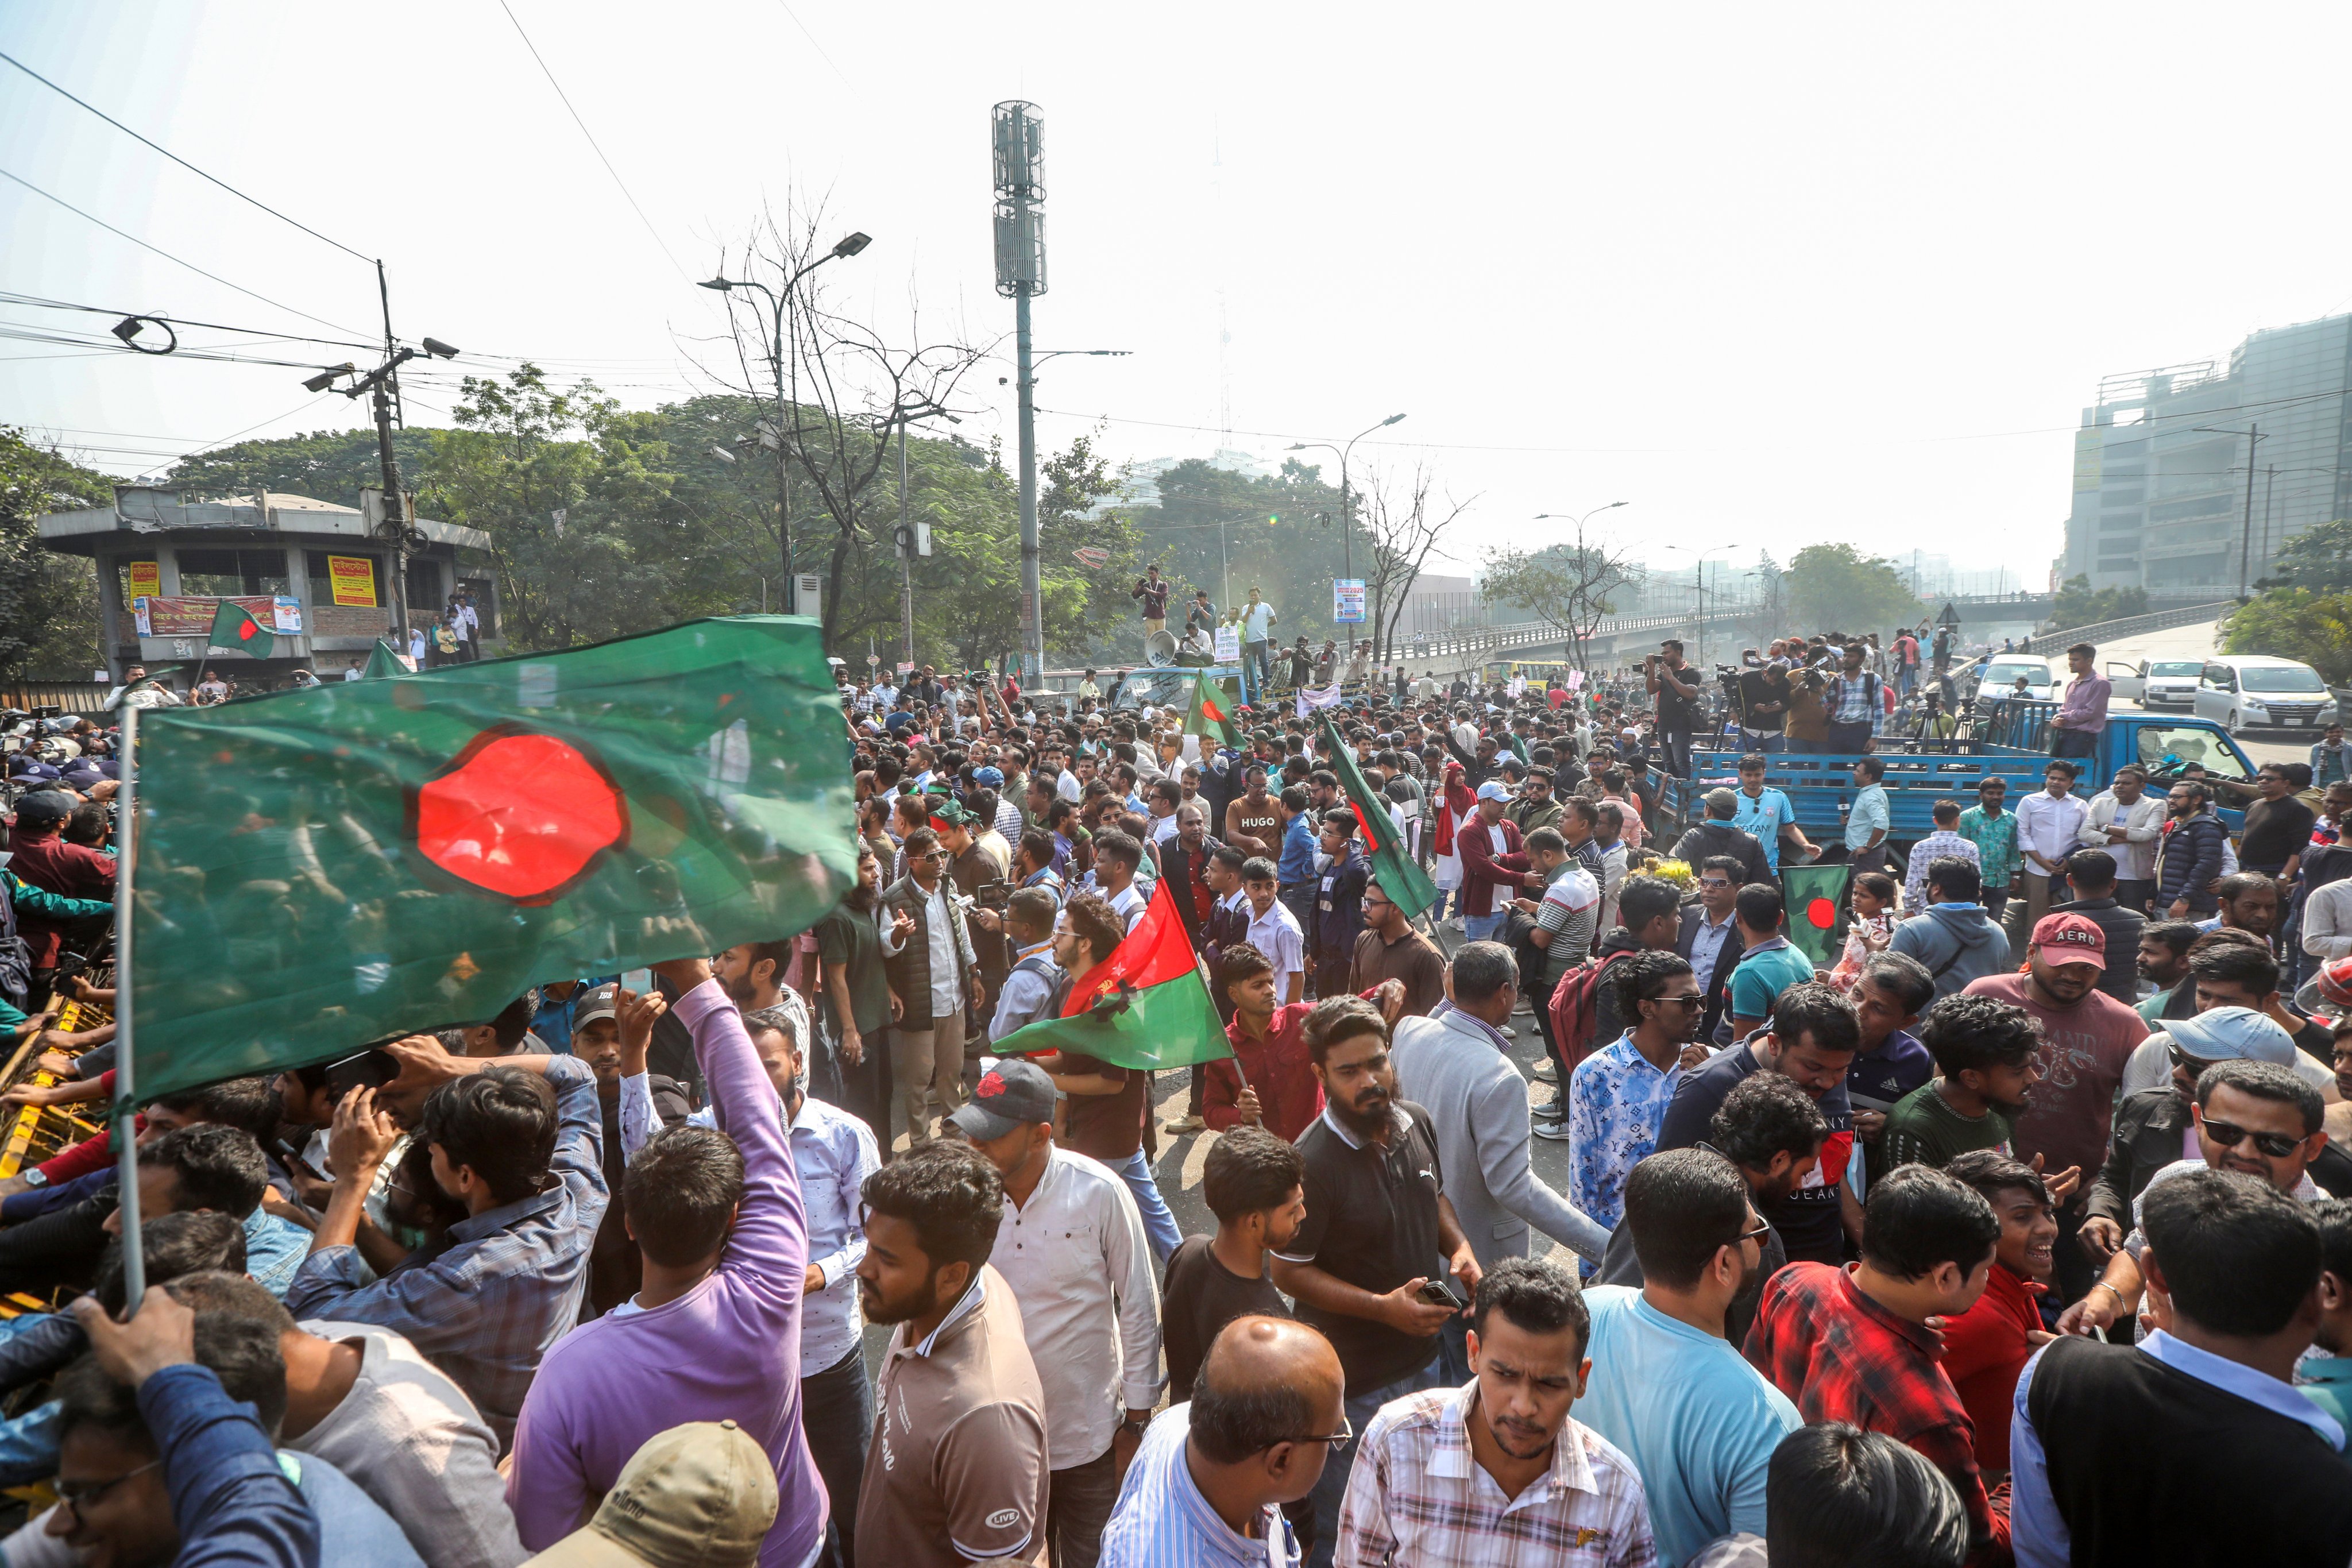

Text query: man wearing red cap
(1963, 912), (2148, 1301)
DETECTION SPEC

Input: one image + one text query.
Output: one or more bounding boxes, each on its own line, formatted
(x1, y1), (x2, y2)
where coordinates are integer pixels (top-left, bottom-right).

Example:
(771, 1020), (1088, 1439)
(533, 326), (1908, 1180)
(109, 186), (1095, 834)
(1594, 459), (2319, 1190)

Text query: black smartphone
(1415, 1277), (1464, 1310)
(322, 1048), (398, 1101)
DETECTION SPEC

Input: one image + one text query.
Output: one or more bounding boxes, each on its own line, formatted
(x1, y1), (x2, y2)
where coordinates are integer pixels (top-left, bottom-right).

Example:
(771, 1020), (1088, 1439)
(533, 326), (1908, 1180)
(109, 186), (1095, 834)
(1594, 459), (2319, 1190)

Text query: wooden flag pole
(112, 700), (144, 1315)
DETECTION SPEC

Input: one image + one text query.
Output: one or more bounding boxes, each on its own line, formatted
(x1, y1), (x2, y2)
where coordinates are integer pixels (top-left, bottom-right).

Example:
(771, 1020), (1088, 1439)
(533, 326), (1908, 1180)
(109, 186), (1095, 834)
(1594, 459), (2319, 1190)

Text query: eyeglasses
(1647, 993), (1706, 1010)
(57, 1459), (163, 1519)
(1282, 1415), (1354, 1450)
(2200, 1118), (2306, 1159)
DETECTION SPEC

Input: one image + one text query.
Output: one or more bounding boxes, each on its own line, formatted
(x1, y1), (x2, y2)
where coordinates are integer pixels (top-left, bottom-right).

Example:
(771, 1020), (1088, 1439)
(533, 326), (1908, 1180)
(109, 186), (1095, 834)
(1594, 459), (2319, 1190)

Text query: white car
(2131, 659), (2206, 710)
(2192, 655), (2340, 734)
(1972, 655), (2056, 702)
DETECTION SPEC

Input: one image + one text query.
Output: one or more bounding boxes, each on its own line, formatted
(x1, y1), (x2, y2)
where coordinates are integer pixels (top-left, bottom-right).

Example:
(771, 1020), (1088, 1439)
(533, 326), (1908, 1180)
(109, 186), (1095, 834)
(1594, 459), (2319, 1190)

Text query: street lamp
(1656, 543), (1735, 667)
(1288, 411), (1405, 582)
(698, 230), (872, 615)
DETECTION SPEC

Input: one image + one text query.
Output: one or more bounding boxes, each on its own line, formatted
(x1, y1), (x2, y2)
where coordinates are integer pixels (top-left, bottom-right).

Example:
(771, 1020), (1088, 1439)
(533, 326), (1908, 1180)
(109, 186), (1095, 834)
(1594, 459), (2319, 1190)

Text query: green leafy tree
(2258, 518), (2352, 593)
(2222, 589), (2352, 684)
(1783, 544), (1922, 637)
(0, 428), (109, 678)
(167, 426), (435, 509)
(1127, 459), (1349, 660)
(2049, 574), (2151, 630)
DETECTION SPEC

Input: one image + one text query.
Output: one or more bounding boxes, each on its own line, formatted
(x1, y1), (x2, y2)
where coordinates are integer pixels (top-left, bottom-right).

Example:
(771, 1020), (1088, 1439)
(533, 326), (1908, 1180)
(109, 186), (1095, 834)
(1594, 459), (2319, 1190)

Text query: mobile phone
(322, 1048), (398, 1101)
(1416, 1277), (1464, 1310)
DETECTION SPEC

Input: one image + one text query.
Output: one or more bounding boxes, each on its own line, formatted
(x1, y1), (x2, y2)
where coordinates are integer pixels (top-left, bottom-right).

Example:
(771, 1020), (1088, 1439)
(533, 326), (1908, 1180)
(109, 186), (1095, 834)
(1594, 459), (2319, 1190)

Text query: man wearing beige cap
(526, 1419), (777, 1568)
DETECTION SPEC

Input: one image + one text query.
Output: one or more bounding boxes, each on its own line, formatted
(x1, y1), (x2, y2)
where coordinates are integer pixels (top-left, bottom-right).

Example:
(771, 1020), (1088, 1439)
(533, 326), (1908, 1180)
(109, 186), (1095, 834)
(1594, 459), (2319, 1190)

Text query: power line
(495, 1), (691, 281)
(0, 291), (381, 352)
(0, 48), (374, 265)
(0, 164), (372, 339)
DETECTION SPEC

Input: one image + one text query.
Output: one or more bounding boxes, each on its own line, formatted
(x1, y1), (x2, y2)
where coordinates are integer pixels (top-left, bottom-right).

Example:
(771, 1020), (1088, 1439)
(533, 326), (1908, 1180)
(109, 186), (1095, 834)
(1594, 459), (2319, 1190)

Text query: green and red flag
(207, 600), (273, 658)
(1319, 716), (1438, 921)
(1184, 670), (1244, 751)
(991, 876), (1232, 1072)
(1781, 863), (1851, 967)
(127, 615), (855, 1099)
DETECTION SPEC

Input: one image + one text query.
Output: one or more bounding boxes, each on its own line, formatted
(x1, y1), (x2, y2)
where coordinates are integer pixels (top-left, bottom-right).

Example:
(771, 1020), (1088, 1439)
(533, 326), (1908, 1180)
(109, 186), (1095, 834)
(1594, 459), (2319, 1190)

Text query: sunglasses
(2167, 1045), (2218, 1074)
(2200, 1117), (2305, 1159)
(1726, 1214), (1772, 1248)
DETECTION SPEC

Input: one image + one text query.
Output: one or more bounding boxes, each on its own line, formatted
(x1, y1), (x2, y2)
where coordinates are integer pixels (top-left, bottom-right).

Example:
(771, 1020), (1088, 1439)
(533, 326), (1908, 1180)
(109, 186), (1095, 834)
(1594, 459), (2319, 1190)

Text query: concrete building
(2067, 313), (2352, 594)
(37, 485), (496, 685)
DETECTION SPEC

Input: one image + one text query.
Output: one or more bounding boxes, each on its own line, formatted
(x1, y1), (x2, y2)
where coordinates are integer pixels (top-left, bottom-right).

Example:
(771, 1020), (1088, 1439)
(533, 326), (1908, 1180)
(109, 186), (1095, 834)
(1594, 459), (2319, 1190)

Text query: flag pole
(112, 701), (144, 1315)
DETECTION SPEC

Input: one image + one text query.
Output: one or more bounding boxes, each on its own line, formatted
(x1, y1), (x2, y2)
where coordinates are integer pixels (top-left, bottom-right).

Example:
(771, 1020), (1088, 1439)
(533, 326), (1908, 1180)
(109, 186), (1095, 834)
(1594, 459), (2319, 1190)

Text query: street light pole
(700, 230), (871, 618)
(1287, 411), (1404, 646)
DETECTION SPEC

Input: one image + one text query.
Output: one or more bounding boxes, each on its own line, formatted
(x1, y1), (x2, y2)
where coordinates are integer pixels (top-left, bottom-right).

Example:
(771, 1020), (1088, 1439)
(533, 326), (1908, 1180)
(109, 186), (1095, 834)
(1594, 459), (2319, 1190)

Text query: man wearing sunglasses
(2060, 1058), (2344, 1341)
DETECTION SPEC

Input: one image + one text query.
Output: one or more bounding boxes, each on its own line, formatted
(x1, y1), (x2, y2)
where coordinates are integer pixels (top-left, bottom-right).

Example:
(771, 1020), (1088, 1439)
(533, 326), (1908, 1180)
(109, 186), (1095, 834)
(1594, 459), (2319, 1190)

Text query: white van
(1972, 655), (2056, 702)
(2192, 655), (2339, 734)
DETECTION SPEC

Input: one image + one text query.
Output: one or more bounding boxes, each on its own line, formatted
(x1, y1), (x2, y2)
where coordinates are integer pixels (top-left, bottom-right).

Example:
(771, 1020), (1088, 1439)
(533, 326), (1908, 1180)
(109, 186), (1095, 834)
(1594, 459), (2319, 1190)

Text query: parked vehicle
(2191, 655), (2339, 735)
(1964, 655), (2055, 703)
(2111, 659), (2205, 710)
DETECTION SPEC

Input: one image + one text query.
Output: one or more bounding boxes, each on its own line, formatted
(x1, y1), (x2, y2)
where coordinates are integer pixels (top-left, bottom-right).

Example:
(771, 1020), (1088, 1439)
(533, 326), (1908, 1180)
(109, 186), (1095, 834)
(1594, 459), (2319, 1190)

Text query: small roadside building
(37, 485), (498, 687)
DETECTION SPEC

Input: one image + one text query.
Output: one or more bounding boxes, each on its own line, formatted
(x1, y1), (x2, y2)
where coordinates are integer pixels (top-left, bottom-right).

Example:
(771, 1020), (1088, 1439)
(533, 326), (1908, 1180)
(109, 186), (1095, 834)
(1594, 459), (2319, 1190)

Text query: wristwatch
(20, 1168), (46, 1188)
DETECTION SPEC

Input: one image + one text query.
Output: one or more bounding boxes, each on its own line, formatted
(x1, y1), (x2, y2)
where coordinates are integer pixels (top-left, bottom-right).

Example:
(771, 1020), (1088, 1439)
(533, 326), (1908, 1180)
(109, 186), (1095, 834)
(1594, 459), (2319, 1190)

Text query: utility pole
(2239, 423), (2262, 598)
(898, 415), (915, 668)
(373, 261), (411, 643)
(994, 102), (1046, 686)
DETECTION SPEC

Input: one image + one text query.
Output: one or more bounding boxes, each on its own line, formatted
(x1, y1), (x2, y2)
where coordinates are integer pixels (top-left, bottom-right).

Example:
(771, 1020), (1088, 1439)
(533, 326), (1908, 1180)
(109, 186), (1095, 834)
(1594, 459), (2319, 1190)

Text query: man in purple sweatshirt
(504, 956), (823, 1567)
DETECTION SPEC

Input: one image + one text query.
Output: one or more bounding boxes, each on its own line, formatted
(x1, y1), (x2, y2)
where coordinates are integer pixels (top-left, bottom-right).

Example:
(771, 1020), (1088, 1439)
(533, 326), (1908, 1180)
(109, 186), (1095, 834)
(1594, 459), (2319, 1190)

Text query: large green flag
(992, 876), (1232, 1072)
(1781, 863), (1851, 967)
(129, 616), (855, 1099)
(207, 600), (273, 658)
(1184, 670), (1244, 751)
(1319, 716), (1439, 920)
(362, 638), (413, 678)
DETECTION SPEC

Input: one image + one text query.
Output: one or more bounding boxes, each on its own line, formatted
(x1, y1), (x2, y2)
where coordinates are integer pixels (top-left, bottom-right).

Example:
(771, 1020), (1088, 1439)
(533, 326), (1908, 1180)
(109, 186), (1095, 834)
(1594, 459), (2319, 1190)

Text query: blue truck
(1655, 697), (2260, 854)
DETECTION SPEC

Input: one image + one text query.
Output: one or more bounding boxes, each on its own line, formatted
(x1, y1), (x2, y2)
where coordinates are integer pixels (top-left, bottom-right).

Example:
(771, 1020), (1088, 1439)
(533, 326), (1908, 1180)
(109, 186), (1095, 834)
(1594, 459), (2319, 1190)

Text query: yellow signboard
(326, 555), (378, 607)
(2072, 428), (2103, 493)
(126, 561), (160, 600)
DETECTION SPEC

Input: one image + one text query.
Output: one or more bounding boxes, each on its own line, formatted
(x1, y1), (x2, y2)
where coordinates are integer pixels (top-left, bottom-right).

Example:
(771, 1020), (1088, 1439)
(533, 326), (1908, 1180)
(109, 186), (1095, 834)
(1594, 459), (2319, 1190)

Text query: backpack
(1546, 947), (1635, 1077)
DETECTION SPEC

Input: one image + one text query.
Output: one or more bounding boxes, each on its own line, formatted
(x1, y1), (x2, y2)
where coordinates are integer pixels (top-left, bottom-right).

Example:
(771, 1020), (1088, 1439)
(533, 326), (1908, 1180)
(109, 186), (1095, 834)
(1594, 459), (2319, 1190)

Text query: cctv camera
(422, 338), (460, 360)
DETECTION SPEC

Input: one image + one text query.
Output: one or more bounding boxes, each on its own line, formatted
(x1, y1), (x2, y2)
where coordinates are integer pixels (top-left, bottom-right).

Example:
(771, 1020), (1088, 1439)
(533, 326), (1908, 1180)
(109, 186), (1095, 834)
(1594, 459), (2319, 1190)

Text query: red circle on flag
(414, 728), (629, 901)
(238, 620), (259, 641)
(1806, 897), (1837, 928)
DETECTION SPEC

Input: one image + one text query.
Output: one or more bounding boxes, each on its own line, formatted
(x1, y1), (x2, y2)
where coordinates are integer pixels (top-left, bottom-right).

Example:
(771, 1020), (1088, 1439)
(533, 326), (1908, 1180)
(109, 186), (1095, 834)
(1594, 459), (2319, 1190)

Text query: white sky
(7, 1), (2352, 587)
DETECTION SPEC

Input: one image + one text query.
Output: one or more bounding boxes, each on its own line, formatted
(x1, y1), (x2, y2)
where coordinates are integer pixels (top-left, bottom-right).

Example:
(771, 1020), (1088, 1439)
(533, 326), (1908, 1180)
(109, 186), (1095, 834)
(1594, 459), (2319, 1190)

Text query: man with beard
(575, 985), (686, 1317)
(1270, 997), (1482, 1568)
(854, 1139), (1051, 1568)
(1880, 993), (2049, 1173)
(1334, 1256), (1658, 1567)
(2058, 1059), (2339, 1343)
(2133, 920), (2201, 1025)
(816, 847), (895, 1142)
(1962, 913), (2147, 1297)
(1577, 1150), (1802, 1567)
(1593, 1073), (1826, 1349)
(880, 827), (986, 1147)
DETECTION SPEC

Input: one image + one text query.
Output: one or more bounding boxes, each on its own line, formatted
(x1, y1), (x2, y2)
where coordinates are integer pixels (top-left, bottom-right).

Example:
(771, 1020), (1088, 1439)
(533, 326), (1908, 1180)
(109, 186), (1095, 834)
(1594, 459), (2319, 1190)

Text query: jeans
(1306, 1357), (1446, 1568)
(1982, 885), (2010, 923)
(1047, 1441), (1122, 1568)
(799, 1344), (872, 1568)
(1740, 731), (1785, 753)
(1463, 910), (1507, 944)
(1658, 726), (1693, 779)
(1113, 1148), (1182, 1265)
(1827, 719), (1874, 753)
(2051, 727), (2098, 759)
(1246, 640), (1274, 690)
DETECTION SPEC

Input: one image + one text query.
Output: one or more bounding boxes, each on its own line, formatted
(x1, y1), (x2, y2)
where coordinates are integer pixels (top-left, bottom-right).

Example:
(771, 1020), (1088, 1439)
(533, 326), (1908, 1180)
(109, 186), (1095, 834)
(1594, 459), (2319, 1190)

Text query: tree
(1360, 466), (1473, 665)
(167, 426), (435, 509)
(1783, 544), (1922, 637)
(2223, 589), (2352, 684)
(1126, 459), (1349, 663)
(0, 428), (109, 679)
(2048, 574), (2151, 631)
(2257, 518), (2352, 594)
(1479, 521), (1631, 674)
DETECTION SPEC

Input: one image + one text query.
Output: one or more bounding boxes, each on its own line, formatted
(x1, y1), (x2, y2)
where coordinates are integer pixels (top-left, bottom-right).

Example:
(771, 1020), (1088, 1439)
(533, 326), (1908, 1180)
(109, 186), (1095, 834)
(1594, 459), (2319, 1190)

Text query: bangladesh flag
(1782, 863), (1851, 967)
(127, 616), (855, 1099)
(1319, 716), (1438, 921)
(362, 638), (414, 678)
(1184, 670), (1243, 751)
(208, 600), (273, 658)
(991, 876), (1232, 1072)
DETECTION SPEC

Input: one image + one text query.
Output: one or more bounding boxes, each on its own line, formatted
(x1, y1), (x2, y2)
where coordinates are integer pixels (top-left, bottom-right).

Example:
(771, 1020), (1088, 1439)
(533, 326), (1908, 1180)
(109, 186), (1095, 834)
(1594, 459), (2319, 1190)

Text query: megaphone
(1144, 629), (1179, 667)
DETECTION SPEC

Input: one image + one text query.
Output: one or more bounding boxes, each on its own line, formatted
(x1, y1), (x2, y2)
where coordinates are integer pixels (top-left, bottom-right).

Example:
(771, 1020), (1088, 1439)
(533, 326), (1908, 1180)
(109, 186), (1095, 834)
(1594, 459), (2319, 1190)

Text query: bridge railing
(2020, 600), (2235, 657)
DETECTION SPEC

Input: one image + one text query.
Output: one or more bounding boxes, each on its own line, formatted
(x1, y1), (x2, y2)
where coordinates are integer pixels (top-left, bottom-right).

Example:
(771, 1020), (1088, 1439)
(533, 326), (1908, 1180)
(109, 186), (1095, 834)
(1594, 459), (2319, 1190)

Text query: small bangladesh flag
(1781, 862), (1852, 967)
(1320, 715), (1438, 921)
(992, 877), (1233, 1072)
(128, 615), (855, 1099)
(1185, 670), (1244, 751)
(208, 600), (273, 658)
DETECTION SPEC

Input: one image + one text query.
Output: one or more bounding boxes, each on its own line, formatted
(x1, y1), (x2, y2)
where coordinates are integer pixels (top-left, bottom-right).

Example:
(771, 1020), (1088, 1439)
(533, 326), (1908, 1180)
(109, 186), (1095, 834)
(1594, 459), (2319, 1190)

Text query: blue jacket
(2156, 810), (2226, 915)
(139, 1362), (320, 1568)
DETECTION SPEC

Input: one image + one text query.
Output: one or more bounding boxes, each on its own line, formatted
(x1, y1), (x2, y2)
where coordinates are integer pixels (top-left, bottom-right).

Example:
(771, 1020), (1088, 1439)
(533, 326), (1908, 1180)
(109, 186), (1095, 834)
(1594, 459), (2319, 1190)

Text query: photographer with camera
(1736, 656), (1789, 754)
(1646, 642), (1702, 779)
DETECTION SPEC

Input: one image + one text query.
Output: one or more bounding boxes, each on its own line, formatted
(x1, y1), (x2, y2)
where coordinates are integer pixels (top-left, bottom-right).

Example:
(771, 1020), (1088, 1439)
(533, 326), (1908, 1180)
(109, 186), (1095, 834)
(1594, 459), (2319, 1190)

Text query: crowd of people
(1, 609), (2349, 1568)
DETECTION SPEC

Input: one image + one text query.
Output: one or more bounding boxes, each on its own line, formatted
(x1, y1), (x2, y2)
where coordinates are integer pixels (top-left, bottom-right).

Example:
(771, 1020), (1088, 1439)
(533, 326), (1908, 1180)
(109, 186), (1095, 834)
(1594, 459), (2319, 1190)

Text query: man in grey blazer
(1388, 940), (1609, 1380)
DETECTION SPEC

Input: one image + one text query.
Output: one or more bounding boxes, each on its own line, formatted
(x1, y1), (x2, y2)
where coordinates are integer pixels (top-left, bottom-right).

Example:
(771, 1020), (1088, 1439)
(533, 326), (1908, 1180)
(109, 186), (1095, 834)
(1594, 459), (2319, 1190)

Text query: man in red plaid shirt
(1743, 1163), (2011, 1563)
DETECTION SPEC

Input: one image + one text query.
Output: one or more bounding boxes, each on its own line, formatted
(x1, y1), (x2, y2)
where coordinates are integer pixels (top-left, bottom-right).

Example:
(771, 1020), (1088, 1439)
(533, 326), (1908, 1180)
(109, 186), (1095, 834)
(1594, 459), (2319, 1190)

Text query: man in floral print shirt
(1566, 951), (1709, 1250)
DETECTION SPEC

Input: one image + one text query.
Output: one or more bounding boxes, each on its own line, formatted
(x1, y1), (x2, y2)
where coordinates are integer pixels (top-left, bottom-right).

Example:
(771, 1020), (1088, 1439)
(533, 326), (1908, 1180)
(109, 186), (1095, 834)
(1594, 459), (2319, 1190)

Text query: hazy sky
(7, 2), (2352, 588)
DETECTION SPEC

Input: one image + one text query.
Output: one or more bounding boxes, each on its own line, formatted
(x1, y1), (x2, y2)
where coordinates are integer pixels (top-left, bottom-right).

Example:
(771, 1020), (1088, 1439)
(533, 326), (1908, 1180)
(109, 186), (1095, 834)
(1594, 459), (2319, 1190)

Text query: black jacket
(2088, 1086), (2352, 1233)
(1670, 821), (1772, 893)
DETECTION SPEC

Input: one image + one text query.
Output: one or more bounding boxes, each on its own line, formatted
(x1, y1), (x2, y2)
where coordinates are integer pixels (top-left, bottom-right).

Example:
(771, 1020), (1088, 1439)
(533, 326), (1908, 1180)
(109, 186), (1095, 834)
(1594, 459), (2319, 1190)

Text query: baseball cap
(947, 1058), (1063, 1142)
(972, 765), (1006, 788)
(2164, 1007), (2297, 1067)
(574, 983), (622, 1030)
(527, 1419), (777, 1568)
(12, 791), (72, 829)
(1475, 780), (1512, 802)
(2029, 913), (2106, 971)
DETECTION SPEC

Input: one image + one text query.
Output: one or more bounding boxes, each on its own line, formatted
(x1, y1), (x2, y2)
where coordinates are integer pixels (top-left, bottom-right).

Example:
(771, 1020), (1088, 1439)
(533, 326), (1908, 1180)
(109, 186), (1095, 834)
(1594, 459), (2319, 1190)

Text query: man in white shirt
(1091, 831), (1150, 931)
(1242, 856), (1307, 1005)
(951, 1061), (1162, 1568)
(2015, 759), (2090, 926)
(2079, 765), (2165, 914)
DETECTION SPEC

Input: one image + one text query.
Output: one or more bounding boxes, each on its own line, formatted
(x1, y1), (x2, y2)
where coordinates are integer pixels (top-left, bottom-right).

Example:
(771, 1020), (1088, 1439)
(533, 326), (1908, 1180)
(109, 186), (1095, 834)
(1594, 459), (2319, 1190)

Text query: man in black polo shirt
(1654, 980), (1863, 1267)
(1270, 995), (1481, 1568)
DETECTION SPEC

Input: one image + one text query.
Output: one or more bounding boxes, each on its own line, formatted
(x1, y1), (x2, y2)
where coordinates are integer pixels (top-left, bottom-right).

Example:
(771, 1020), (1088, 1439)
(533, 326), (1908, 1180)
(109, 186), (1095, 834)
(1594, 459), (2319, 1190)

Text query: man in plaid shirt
(285, 1034), (609, 1451)
(1743, 1164), (2009, 1562)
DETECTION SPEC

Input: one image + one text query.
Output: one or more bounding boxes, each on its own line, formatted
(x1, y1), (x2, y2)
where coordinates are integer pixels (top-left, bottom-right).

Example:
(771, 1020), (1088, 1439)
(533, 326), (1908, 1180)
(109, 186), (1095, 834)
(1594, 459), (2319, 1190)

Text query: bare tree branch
(1479, 516), (1633, 673)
